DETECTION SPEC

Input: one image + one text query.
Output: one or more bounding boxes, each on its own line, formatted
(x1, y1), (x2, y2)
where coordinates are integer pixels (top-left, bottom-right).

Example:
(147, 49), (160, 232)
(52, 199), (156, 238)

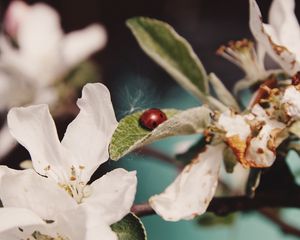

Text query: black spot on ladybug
(139, 108), (168, 130)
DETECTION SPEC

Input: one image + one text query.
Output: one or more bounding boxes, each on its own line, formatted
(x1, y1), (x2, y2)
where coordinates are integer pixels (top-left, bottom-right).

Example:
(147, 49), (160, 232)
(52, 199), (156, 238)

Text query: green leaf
(209, 73), (240, 111)
(109, 106), (212, 160)
(197, 212), (236, 227)
(126, 17), (208, 101)
(289, 121), (300, 138)
(111, 213), (147, 240)
(223, 146), (238, 174)
(246, 168), (262, 198)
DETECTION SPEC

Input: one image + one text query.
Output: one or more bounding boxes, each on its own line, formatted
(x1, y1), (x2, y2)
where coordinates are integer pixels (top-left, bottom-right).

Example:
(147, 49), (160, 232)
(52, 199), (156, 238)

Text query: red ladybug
(139, 108), (167, 130)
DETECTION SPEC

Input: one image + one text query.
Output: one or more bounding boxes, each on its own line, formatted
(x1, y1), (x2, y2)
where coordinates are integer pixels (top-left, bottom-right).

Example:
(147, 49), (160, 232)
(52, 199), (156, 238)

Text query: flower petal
(56, 207), (117, 240)
(149, 144), (224, 221)
(282, 85), (300, 119)
(62, 24), (107, 68)
(244, 105), (286, 167)
(16, 3), (64, 84)
(218, 109), (251, 141)
(0, 207), (44, 233)
(61, 83), (118, 182)
(7, 105), (73, 182)
(245, 119), (286, 167)
(0, 166), (77, 220)
(4, 1), (29, 38)
(269, 0), (300, 57)
(249, 0), (300, 75)
(82, 168), (137, 225)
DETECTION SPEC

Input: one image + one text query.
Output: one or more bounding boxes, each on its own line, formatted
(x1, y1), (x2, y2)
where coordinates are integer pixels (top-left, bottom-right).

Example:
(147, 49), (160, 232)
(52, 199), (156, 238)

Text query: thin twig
(259, 208), (300, 238)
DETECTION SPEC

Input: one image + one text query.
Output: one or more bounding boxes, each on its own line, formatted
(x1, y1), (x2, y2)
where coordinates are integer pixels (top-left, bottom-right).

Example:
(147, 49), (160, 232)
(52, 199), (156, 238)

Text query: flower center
(58, 165), (89, 204)
(30, 231), (69, 240)
(217, 39), (266, 80)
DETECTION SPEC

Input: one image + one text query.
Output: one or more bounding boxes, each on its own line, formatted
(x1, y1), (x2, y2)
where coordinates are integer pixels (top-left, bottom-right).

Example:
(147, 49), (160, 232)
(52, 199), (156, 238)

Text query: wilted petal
(269, 0), (300, 57)
(62, 24), (107, 68)
(282, 85), (300, 119)
(149, 144), (224, 221)
(249, 0), (300, 75)
(7, 105), (73, 182)
(82, 168), (137, 225)
(0, 166), (76, 220)
(62, 83), (118, 182)
(246, 119), (286, 167)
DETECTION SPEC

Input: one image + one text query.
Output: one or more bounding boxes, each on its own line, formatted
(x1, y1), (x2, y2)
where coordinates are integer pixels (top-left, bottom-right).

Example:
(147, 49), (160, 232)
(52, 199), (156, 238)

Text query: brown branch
(133, 142), (300, 237)
(259, 208), (300, 237)
(132, 186), (300, 217)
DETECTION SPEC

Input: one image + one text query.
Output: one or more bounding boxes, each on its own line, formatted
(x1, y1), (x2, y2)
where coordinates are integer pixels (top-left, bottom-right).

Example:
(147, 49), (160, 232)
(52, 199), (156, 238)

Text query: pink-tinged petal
(62, 83), (118, 182)
(62, 24), (107, 68)
(7, 104), (74, 182)
(269, 0), (300, 57)
(0, 166), (77, 220)
(149, 144), (224, 221)
(14, 3), (65, 84)
(82, 168), (137, 225)
(249, 0), (300, 75)
(3, 1), (29, 38)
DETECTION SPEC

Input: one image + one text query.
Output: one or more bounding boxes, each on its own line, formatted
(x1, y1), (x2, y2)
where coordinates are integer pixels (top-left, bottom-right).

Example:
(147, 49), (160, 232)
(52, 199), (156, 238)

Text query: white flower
(249, 0), (300, 76)
(1, 1), (106, 108)
(0, 83), (137, 239)
(0, 1), (107, 160)
(0, 167), (136, 240)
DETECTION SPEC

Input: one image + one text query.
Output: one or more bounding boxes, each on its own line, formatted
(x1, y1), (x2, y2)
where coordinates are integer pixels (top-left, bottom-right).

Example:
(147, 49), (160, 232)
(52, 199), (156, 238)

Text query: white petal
(245, 118), (285, 167)
(218, 109), (251, 141)
(62, 83), (118, 182)
(17, 3), (62, 60)
(7, 105), (73, 182)
(0, 166), (77, 220)
(82, 168), (137, 225)
(15, 3), (64, 84)
(249, 0), (300, 75)
(0, 207), (44, 233)
(269, 0), (300, 57)
(282, 85), (300, 119)
(56, 207), (117, 240)
(62, 24), (107, 68)
(149, 144), (224, 221)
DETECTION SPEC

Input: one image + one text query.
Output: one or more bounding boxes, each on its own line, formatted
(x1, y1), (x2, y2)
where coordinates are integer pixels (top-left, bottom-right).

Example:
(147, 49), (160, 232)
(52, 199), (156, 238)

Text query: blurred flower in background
(0, 0), (107, 160)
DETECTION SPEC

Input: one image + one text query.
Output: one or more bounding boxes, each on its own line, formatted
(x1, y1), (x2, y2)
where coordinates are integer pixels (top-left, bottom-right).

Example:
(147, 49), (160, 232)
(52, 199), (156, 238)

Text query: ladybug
(139, 108), (167, 130)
